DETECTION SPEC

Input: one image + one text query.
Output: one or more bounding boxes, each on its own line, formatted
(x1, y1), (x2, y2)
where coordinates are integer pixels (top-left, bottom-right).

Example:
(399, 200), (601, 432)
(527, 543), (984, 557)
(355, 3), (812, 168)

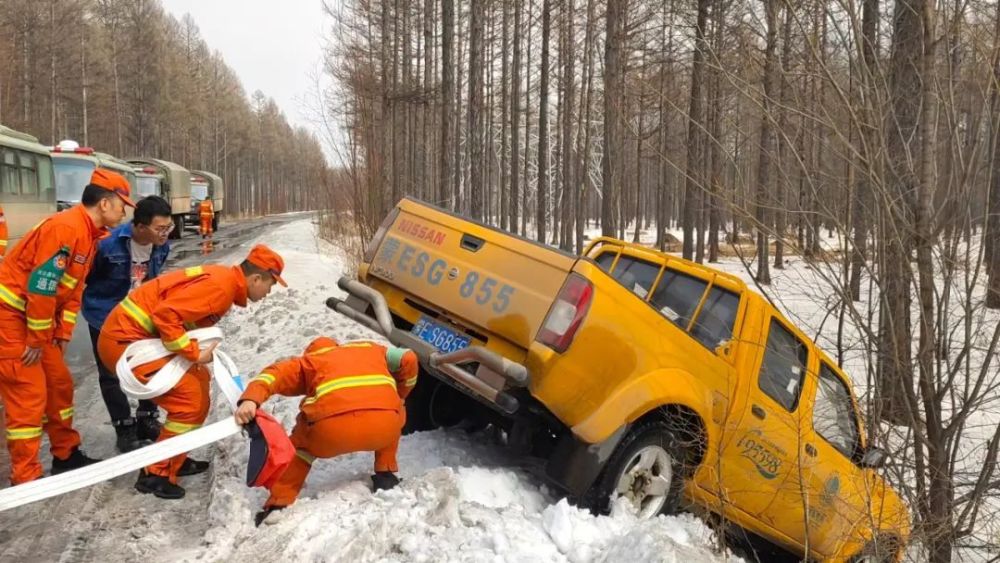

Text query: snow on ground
(176, 219), (740, 562)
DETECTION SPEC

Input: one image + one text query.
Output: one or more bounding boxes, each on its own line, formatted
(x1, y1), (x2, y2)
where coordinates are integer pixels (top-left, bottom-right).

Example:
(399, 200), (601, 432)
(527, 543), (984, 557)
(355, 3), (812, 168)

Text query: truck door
(718, 315), (810, 542)
(793, 361), (868, 558)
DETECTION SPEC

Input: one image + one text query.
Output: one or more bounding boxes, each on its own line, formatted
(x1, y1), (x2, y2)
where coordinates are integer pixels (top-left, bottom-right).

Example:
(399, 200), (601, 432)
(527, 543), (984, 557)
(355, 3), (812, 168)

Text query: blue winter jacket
(82, 223), (171, 329)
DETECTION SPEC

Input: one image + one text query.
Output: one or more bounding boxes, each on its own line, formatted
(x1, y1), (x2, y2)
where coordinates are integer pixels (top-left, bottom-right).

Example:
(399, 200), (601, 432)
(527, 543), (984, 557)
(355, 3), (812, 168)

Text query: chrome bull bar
(325, 277), (527, 414)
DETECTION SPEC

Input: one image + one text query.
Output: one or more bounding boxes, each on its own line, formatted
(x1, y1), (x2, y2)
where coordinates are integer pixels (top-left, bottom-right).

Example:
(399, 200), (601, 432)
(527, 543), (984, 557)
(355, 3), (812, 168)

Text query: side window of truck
(596, 253), (661, 300)
(758, 319), (808, 411)
(690, 287), (740, 349)
(813, 363), (861, 459)
(650, 268), (709, 328)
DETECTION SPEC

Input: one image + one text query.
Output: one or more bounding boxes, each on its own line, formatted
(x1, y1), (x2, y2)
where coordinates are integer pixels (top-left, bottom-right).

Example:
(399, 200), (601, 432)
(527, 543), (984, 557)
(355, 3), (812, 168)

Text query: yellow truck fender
(570, 367), (715, 448)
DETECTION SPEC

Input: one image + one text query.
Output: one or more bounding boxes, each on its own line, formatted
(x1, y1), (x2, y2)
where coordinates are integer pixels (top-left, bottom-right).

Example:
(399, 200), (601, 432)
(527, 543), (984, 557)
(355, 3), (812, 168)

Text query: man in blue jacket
(83, 195), (173, 452)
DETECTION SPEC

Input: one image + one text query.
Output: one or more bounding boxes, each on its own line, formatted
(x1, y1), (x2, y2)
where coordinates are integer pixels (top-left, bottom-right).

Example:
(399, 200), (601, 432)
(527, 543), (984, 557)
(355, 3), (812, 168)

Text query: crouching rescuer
(234, 337), (418, 526)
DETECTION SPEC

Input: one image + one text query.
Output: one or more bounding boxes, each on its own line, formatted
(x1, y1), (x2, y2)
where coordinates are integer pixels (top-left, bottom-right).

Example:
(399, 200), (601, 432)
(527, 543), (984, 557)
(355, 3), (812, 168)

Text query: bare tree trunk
(560, 0), (576, 251)
(988, 0), (1000, 308)
(707, 0), (723, 263)
(773, 1), (792, 270)
(601, 0), (624, 237)
(440, 0), (455, 207)
(468, 0), (485, 220)
(576, 0), (597, 253)
(754, 0), (779, 285)
(511, 0), (523, 233)
(501, 0), (511, 229)
(851, 0), (879, 301)
(683, 0), (710, 259)
(537, 0), (552, 242)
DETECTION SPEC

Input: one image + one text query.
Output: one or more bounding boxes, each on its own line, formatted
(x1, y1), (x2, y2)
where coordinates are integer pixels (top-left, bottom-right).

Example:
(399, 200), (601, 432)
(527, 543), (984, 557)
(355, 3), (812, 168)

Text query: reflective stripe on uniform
(59, 273), (79, 290)
(60, 407), (74, 420)
(252, 373), (276, 385)
(307, 347), (337, 356)
(163, 420), (201, 434)
(340, 342), (372, 348)
(163, 334), (191, 352)
(185, 266), (204, 277)
(295, 450), (316, 465)
(62, 310), (78, 324)
(27, 317), (53, 331)
(121, 297), (156, 334)
(303, 374), (397, 405)
(0, 283), (26, 311)
(0, 240), (7, 247)
(6, 427), (43, 441)
(405, 376), (418, 388)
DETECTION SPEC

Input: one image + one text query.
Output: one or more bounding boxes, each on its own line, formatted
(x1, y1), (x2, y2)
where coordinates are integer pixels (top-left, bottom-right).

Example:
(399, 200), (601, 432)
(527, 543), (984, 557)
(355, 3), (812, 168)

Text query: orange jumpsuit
(97, 264), (249, 483)
(240, 337), (418, 508)
(0, 205), (108, 484)
(0, 204), (8, 258)
(199, 200), (214, 238)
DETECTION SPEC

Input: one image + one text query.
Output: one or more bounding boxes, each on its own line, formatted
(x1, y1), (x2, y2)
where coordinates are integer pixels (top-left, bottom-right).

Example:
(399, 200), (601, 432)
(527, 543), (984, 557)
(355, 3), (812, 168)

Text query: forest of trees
(0, 0), (330, 216)
(326, 0), (1000, 560)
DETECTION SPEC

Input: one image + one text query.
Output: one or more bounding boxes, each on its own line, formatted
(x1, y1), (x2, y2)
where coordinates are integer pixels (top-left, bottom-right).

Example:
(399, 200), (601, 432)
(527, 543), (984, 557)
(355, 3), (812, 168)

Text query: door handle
(751, 405), (766, 420)
(805, 444), (817, 457)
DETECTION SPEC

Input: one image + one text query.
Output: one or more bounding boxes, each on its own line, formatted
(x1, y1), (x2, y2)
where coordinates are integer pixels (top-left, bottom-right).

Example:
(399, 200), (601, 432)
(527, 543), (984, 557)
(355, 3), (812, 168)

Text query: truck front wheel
(170, 215), (185, 239)
(590, 423), (685, 518)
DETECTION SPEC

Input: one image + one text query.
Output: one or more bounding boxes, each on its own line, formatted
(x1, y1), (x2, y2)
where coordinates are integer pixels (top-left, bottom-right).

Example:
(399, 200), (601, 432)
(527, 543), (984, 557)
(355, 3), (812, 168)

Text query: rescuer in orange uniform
(198, 199), (214, 239)
(98, 244), (287, 499)
(0, 170), (134, 484)
(234, 336), (418, 526)
(0, 204), (8, 259)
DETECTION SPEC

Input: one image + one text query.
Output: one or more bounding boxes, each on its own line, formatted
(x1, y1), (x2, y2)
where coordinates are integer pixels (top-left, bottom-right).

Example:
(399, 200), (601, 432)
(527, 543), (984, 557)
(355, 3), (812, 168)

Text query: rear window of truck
(595, 251), (739, 350)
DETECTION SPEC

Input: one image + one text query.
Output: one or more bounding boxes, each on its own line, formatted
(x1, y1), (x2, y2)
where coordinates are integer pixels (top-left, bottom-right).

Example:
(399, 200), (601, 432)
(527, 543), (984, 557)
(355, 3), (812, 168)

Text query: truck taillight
(363, 206), (401, 263)
(537, 273), (593, 353)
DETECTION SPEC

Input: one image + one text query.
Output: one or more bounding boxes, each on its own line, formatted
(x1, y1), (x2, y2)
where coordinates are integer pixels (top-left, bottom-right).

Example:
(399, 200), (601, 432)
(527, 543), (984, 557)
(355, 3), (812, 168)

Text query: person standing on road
(198, 198), (214, 239)
(0, 169), (134, 485)
(234, 336), (418, 526)
(82, 195), (173, 452)
(98, 244), (287, 499)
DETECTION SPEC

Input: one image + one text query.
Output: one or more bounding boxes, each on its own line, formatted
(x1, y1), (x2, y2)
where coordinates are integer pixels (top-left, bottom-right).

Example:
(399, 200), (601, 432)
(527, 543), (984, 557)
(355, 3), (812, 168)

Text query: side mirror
(859, 447), (887, 469)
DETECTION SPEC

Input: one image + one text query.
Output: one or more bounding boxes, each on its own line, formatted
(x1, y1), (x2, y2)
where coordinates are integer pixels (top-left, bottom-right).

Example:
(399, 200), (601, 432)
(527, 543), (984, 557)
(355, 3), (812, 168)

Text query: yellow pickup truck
(327, 198), (909, 562)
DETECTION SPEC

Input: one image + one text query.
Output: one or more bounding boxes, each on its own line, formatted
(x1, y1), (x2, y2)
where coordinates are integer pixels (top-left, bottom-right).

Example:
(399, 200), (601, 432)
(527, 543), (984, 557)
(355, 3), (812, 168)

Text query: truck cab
(0, 124), (56, 248)
(329, 198), (909, 562)
(188, 170), (224, 231)
(51, 140), (136, 211)
(127, 158), (192, 239)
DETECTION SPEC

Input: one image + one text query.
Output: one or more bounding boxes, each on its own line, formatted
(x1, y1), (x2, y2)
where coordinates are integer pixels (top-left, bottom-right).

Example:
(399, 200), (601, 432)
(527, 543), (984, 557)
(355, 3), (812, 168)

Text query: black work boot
(113, 418), (150, 453)
(134, 470), (185, 500)
(135, 411), (162, 442)
(177, 457), (210, 477)
(254, 505), (285, 527)
(51, 447), (102, 475)
(371, 471), (400, 491)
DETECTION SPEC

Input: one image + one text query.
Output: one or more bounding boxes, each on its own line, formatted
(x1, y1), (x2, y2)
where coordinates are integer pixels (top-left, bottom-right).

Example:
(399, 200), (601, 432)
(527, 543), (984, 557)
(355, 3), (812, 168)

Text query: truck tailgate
(364, 199), (576, 351)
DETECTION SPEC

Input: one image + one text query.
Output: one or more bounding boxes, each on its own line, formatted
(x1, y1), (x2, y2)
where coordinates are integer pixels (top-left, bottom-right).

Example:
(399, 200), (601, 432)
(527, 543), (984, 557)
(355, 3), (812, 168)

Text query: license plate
(411, 316), (471, 354)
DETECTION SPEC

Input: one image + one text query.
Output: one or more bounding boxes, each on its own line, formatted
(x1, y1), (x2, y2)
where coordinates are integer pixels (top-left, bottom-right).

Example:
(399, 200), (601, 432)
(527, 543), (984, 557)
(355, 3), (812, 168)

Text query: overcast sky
(161, 0), (331, 137)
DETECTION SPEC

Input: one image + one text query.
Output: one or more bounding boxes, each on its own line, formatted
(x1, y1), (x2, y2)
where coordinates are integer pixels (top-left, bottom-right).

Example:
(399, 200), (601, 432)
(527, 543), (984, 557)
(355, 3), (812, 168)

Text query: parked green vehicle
(189, 170), (225, 231)
(128, 157), (192, 239)
(0, 124), (56, 247)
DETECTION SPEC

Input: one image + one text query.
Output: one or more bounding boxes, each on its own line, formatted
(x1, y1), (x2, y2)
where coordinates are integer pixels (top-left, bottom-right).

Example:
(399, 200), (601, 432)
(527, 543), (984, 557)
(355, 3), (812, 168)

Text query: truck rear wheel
(212, 213), (220, 231)
(590, 423), (685, 518)
(170, 214), (185, 240)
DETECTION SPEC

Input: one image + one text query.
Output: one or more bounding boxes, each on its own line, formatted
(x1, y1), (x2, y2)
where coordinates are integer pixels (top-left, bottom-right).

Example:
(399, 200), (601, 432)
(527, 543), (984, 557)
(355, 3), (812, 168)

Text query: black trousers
(88, 323), (157, 423)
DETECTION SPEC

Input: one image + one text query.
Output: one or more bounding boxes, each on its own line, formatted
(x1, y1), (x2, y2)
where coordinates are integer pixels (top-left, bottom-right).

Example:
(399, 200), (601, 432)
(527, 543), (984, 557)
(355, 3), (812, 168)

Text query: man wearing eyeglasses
(82, 195), (173, 452)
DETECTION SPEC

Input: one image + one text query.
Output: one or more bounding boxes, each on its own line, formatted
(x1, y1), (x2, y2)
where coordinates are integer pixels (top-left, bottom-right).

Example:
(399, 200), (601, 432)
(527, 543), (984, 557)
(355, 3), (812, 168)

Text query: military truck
(0, 124), (56, 247)
(51, 140), (136, 211)
(127, 158), (192, 239)
(189, 170), (225, 231)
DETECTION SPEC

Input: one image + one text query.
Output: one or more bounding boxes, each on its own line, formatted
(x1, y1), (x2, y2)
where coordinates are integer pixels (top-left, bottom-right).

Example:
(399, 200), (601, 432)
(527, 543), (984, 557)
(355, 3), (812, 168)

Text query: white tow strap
(0, 328), (245, 512)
